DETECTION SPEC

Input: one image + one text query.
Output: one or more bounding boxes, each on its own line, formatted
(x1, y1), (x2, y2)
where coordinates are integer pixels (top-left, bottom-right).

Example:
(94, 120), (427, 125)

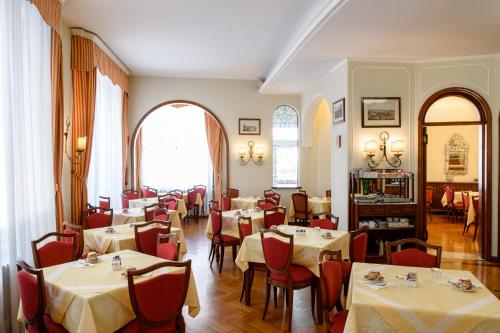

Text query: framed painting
(361, 97), (401, 128)
(239, 118), (261, 135)
(332, 98), (345, 125)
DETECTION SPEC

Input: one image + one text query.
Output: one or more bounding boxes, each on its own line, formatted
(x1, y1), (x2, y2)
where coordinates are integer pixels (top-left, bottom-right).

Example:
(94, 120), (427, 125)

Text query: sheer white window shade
(87, 69), (123, 209)
(0, 0), (53, 331)
(140, 104), (213, 204)
(272, 105), (299, 188)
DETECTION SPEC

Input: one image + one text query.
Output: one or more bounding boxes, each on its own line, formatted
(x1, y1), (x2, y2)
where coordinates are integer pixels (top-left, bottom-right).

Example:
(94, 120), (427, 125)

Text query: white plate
(448, 281), (478, 292)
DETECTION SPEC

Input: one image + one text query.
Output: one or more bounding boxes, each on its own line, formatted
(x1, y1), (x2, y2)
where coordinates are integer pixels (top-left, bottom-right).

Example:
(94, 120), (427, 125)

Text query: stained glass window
(272, 105), (299, 187)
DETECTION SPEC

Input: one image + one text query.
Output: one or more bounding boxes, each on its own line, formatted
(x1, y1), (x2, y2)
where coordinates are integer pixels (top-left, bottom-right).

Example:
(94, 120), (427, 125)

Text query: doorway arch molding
(417, 87), (492, 260)
(129, 99), (230, 192)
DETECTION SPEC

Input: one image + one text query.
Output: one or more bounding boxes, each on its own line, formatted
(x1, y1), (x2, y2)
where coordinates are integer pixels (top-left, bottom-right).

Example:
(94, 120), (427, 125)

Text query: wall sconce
(363, 131), (403, 168)
(237, 141), (264, 166)
(64, 117), (87, 164)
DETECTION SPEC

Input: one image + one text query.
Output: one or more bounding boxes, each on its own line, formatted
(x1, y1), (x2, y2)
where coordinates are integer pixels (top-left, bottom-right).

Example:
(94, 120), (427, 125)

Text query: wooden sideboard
(426, 181), (478, 211)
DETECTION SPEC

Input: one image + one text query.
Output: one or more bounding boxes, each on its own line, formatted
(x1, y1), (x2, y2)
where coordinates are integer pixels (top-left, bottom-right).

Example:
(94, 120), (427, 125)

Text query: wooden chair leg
(286, 288), (294, 331)
(232, 245), (237, 261)
(208, 239), (215, 261)
(462, 220), (468, 235)
(219, 244), (225, 273)
(273, 286), (277, 307)
(262, 282), (270, 320)
(210, 243), (218, 268)
(473, 222), (479, 242)
(310, 282), (315, 317)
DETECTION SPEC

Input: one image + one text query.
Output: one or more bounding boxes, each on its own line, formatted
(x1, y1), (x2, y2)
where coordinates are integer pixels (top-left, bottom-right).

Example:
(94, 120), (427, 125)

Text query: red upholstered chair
(209, 200), (219, 212)
(444, 185), (463, 222)
(310, 213), (339, 230)
(237, 216), (254, 302)
(120, 260), (191, 333)
(386, 238), (442, 268)
(260, 229), (316, 331)
(257, 198), (278, 210)
(194, 185), (207, 215)
(425, 186), (434, 222)
(185, 188), (200, 223)
(86, 203), (97, 215)
(263, 206), (286, 229)
(17, 260), (69, 333)
(63, 221), (84, 259)
(341, 227), (368, 295)
(168, 189), (184, 200)
(227, 188), (239, 198)
(144, 203), (169, 222)
(158, 194), (178, 211)
(157, 233), (181, 261)
(209, 208), (240, 273)
(98, 196), (110, 210)
(319, 250), (349, 333)
(31, 232), (76, 268)
(291, 192), (309, 226)
(134, 221), (172, 256)
(264, 189), (281, 205)
(141, 185), (158, 198)
(221, 193), (231, 211)
(325, 189), (332, 198)
(84, 207), (113, 229)
(121, 190), (139, 209)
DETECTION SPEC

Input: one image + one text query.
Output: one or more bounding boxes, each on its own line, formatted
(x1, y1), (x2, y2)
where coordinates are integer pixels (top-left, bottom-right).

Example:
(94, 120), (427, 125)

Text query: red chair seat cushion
(341, 260), (352, 280)
(157, 243), (178, 261)
(44, 314), (68, 333)
(390, 248), (438, 268)
(270, 265), (314, 284)
(214, 234), (240, 245)
(329, 310), (349, 333)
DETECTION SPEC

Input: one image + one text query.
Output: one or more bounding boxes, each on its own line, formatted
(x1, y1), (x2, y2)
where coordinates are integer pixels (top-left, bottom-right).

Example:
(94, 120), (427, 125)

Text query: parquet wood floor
(180, 218), (500, 332)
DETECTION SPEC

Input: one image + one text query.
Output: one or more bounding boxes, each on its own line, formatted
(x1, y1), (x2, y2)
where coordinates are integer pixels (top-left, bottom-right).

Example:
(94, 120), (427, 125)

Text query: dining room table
(235, 225), (349, 309)
(83, 222), (187, 255)
(205, 208), (289, 240)
(18, 249), (200, 333)
(288, 196), (331, 217)
(441, 190), (479, 225)
(127, 196), (189, 218)
(230, 196), (262, 210)
(345, 262), (500, 333)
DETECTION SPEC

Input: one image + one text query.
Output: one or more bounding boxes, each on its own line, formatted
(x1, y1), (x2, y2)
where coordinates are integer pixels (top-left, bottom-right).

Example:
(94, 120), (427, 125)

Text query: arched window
(272, 105), (299, 187)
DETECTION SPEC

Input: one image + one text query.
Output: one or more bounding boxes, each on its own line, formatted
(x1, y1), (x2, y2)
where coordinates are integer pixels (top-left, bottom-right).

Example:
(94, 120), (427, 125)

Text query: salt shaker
(112, 255), (122, 271)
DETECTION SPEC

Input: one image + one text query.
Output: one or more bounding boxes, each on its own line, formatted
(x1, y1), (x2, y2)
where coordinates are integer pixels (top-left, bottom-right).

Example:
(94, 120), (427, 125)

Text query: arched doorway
(130, 100), (230, 199)
(417, 87), (492, 260)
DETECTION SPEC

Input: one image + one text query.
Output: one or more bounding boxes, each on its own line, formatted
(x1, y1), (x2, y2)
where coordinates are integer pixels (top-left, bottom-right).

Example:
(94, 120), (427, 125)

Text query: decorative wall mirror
(444, 133), (469, 176)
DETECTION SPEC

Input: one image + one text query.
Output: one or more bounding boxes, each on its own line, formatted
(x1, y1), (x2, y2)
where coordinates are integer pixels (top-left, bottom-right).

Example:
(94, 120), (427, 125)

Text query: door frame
(417, 87), (492, 260)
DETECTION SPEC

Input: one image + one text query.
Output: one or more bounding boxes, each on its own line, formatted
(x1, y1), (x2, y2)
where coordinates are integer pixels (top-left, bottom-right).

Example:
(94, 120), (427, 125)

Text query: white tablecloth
(128, 197), (188, 218)
(441, 191), (479, 225)
(230, 196), (262, 210)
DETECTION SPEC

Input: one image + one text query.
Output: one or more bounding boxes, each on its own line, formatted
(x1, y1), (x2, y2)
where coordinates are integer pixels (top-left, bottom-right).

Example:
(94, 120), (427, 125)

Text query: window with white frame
(272, 105), (299, 187)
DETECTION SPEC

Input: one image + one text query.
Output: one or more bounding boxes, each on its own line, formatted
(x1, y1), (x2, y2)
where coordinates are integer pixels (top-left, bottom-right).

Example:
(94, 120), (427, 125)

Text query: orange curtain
(135, 129), (142, 194)
(51, 30), (65, 231)
(30, 0), (61, 33)
(204, 113), (224, 201)
(122, 92), (129, 190)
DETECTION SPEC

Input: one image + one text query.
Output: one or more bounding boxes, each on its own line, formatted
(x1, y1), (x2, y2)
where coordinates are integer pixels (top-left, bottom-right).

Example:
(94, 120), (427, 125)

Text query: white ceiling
(62, 0), (500, 94)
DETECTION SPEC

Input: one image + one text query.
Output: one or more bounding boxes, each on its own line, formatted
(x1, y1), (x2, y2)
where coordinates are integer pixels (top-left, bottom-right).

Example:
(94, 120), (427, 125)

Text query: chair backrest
(187, 188), (198, 205)
(227, 188), (239, 198)
(210, 209), (223, 236)
(144, 203), (169, 222)
(168, 189), (184, 200)
(263, 207), (286, 229)
(325, 189), (332, 198)
(263, 189), (281, 205)
(472, 196), (479, 217)
(297, 189), (307, 194)
(63, 221), (84, 258)
(425, 187), (433, 205)
(157, 233), (180, 261)
(386, 238), (442, 268)
(291, 192), (308, 217)
(31, 232), (76, 268)
(318, 250), (343, 319)
(462, 192), (470, 210)
(350, 226), (368, 263)
(85, 208), (113, 229)
(257, 198), (277, 210)
(122, 191), (140, 208)
(193, 185), (206, 199)
(134, 221), (172, 256)
(16, 260), (47, 332)
(263, 189), (275, 198)
(127, 260), (191, 331)
(238, 216), (253, 243)
(221, 193), (231, 211)
(260, 229), (293, 273)
(209, 200), (219, 212)
(311, 214), (338, 230)
(99, 196), (111, 209)
(158, 194), (178, 211)
(141, 185), (158, 198)
(444, 186), (454, 204)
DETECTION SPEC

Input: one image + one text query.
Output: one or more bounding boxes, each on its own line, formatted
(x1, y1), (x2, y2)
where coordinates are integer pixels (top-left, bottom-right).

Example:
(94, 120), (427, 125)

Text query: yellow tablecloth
(205, 209), (289, 240)
(128, 197), (188, 218)
(84, 223), (186, 254)
(345, 262), (500, 333)
(441, 191), (479, 225)
(235, 226), (349, 277)
(289, 196), (331, 217)
(182, 192), (203, 208)
(18, 250), (200, 333)
(231, 196), (262, 210)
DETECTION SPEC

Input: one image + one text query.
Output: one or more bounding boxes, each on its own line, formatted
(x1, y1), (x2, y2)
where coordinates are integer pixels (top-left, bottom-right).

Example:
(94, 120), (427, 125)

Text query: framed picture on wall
(332, 98), (345, 125)
(239, 118), (261, 135)
(361, 97), (401, 128)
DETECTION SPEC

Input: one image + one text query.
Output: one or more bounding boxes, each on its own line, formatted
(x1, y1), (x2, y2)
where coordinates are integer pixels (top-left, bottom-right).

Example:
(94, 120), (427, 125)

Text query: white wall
(426, 125), (480, 183)
(127, 76), (301, 208)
